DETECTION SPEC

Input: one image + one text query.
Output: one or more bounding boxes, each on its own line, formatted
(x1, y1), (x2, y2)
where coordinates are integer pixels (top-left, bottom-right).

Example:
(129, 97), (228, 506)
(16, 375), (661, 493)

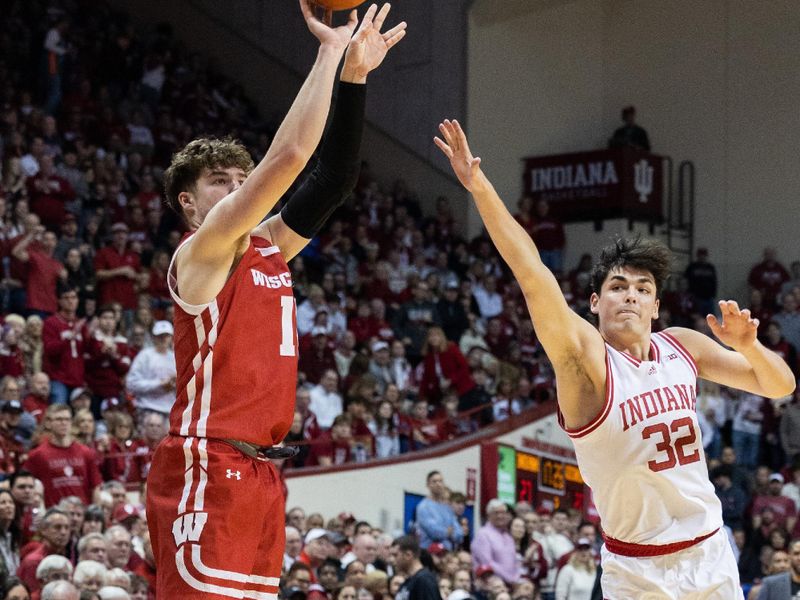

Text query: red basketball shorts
(146, 435), (284, 599)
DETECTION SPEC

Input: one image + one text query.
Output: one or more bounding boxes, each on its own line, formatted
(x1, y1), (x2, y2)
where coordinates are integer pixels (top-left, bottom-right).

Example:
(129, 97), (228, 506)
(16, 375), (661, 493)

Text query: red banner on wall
(522, 148), (664, 223)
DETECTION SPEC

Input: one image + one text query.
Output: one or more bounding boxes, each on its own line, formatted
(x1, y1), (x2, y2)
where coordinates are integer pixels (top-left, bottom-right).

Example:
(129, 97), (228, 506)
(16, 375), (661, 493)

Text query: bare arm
(261, 3), (407, 260)
(433, 120), (605, 424)
(669, 301), (795, 398)
(177, 2), (356, 305)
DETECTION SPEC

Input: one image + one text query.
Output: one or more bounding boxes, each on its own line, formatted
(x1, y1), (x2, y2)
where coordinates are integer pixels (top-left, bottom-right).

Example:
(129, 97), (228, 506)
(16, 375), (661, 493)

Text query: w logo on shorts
(172, 512), (208, 546)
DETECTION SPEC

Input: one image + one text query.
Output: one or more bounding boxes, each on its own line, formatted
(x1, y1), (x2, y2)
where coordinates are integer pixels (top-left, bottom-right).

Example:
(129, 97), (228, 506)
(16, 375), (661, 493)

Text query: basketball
(313, 0), (368, 11)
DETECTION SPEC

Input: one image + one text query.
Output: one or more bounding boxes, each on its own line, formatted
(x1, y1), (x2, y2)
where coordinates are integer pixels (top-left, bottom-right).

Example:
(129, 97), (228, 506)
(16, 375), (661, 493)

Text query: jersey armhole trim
(659, 331), (699, 378)
(558, 349), (614, 438)
(167, 236), (211, 317)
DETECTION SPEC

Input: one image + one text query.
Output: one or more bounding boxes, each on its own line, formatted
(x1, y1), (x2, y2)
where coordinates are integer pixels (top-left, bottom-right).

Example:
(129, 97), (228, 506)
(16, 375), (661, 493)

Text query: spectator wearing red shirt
(146, 249), (171, 318)
(749, 247), (790, 309)
(0, 400), (26, 474)
(23, 404), (103, 507)
(22, 372), (51, 424)
(399, 398), (441, 451)
(100, 412), (146, 490)
(16, 507), (71, 595)
(763, 321), (799, 378)
(419, 327), (478, 410)
(300, 328), (338, 386)
(42, 286), (88, 405)
(0, 325), (27, 378)
(752, 473), (797, 534)
(25, 155), (74, 231)
(93, 223), (143, 313)
(83, 306), (132, 401)
(12, 226), (67, 318)
(305, 414), (360, 467)
(530, 200), (565, 275)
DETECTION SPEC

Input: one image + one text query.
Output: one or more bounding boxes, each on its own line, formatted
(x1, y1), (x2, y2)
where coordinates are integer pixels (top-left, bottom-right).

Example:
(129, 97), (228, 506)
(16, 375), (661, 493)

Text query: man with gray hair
(19, 508), (71, 593)
(341, 533), (378, 571)
(104, 524), (141, 571)
(41, 580), (80, 600)
(36, 555), (74, 592)
(77, 532), (108, 565)
(284, 525), (303, 572)
(97, 586), (131, 600)
(73, 559), (108, 593)
(470, 499), (516, 585)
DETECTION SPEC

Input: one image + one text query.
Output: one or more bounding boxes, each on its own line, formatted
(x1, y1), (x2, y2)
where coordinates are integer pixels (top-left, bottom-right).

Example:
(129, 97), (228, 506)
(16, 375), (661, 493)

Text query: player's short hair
(164, 137), (255, 217)
(426, 471), (441, 484)
(591, 236), (672, 298)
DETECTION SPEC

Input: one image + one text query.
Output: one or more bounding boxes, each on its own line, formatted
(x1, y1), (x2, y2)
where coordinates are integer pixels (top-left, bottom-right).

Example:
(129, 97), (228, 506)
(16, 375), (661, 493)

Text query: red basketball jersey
(167, 233), (298, 445)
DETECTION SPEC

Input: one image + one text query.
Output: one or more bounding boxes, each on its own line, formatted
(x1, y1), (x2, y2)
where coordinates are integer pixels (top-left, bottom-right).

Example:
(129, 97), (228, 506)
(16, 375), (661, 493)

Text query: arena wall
(284, 406), (568, 533)
(468, 0), (800, 298)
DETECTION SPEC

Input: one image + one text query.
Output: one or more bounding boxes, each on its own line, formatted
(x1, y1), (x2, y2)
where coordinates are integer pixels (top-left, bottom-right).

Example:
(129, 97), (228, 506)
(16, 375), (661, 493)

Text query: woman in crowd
(419, 327), (479, 413)
(0, 577), (29, 600)
(0, 490), (21, 586)
(20, 316), (43, 375)
(72, 409), (97, 448)
(369, 399), (400, 459)
(509, 516), (529, 580)
(100, 412), (144, 489)
(554, 540), (596, 600)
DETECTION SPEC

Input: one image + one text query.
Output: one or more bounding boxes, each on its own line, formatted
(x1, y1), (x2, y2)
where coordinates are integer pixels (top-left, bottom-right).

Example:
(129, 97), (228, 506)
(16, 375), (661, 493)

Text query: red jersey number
(642, 417), (701, 472)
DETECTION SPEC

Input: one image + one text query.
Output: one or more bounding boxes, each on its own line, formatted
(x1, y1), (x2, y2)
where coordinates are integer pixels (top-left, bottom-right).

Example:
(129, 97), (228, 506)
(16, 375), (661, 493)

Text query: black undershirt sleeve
(279, 81), (366, 239)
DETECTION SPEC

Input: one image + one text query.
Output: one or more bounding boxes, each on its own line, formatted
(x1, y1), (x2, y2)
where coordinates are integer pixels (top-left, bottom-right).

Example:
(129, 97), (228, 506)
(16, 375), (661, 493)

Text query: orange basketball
(313, 0), (368, 10)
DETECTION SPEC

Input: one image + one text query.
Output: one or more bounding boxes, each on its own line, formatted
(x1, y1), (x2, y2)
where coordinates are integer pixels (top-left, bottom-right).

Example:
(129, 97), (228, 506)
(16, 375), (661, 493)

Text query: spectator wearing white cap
(368, 341), (394, 395)
(752, 473), (797, 534)
(296, 528), (336, 580)
(125, 321), (176, 417)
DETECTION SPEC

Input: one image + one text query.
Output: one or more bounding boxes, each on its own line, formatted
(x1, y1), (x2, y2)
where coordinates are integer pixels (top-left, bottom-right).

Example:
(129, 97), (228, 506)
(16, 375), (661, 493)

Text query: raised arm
(262, 3), (407, 260)
(180, 1), (357, 271)
(669, 301), (795, 398)
(433, 120), (601, 367)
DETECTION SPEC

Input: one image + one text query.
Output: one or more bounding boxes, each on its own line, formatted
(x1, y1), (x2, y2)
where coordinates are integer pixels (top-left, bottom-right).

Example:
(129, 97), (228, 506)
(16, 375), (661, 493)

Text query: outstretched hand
(342, 3), (407, 84)
(434, 119), (482, 193)
(300, 0), (358, 51)
(707, 300), (759, 351)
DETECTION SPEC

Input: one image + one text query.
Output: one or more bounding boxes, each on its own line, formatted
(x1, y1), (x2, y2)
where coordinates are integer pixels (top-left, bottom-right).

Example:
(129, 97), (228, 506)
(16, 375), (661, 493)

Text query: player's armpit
(171, 229), (246, 307)
(253, 215), (311, 262)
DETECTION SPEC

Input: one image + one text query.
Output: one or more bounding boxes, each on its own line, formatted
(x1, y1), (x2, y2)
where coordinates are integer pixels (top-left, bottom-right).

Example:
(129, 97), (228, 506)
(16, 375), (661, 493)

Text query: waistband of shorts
(222, 438), (299, 461)
(602, 528), (718, 557)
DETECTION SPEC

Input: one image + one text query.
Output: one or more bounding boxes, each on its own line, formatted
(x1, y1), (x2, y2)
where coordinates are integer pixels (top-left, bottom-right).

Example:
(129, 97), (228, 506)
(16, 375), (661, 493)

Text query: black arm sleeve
(280, 81), (366, 238)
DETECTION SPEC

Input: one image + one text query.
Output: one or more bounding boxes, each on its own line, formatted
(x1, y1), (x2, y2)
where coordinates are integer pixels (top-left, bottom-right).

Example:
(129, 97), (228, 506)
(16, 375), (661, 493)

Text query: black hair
(591, 236), (672, 298)
(391, 534), (420, 557)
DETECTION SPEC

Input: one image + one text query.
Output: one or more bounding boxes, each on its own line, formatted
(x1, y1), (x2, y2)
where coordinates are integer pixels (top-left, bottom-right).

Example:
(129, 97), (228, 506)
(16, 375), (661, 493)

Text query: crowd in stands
(0, 1), (798, 599)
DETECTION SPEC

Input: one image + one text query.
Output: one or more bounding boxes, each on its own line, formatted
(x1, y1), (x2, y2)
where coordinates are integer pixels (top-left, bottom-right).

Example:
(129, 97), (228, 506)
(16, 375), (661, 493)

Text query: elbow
(281, 145), (310, 173)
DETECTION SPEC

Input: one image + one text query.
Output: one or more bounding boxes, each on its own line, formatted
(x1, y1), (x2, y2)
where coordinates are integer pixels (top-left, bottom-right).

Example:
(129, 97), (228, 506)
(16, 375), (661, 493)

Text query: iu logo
(634, 159), (654, 203)
(226, 469), (241, 480)
(172, 512), (207, 546)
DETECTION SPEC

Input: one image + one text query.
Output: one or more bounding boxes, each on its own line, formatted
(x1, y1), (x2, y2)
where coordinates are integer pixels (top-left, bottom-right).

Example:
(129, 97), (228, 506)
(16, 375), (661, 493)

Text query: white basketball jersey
(561, 330), (722, 546)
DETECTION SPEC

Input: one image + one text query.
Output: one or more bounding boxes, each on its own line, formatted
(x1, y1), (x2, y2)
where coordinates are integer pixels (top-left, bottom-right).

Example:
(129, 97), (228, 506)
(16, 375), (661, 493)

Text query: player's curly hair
(591, 236), (672, 297)
(163, 137), (255, 216)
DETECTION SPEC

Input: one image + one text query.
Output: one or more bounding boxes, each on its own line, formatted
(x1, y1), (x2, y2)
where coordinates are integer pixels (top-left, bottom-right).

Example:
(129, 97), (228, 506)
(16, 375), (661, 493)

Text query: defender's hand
(707, 300), (759, 351)
(434, 119), (483, 193)
(341, 3), (407, 84)
(300, 0), (357, 52)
